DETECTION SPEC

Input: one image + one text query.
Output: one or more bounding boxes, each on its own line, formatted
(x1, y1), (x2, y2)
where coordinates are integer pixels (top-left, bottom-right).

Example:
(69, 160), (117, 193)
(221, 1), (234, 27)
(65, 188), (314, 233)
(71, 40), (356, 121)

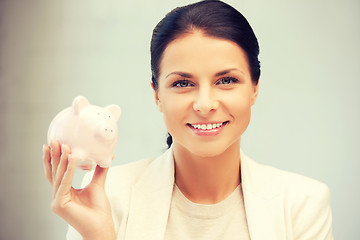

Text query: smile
(190, 122), (224, 130)
(187, 121), (229, 136)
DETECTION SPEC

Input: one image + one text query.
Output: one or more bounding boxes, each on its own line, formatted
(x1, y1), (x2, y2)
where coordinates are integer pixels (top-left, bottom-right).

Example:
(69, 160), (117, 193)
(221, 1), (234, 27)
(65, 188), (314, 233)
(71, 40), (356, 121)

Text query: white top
(66, 148), (333, 240)
(165, 184), (250, 240)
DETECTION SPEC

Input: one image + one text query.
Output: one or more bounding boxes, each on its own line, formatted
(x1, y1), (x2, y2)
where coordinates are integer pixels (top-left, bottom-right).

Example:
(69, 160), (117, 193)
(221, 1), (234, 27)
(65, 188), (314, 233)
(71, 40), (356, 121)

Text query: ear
(250, 83), (259, 106)
(106, 104), (121, 121)
(72, 96), (90, 115)
(151, 82), (163, 112)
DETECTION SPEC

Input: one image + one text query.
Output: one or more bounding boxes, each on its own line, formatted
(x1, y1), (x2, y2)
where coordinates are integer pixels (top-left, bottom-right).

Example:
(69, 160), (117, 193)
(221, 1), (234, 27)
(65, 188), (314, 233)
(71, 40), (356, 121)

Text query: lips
(187, 121), (229, 136)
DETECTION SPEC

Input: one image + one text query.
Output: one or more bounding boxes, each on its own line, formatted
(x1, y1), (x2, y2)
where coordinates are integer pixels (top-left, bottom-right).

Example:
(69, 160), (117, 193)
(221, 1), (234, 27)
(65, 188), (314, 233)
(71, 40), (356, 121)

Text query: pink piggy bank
(47, 96), (121, 170)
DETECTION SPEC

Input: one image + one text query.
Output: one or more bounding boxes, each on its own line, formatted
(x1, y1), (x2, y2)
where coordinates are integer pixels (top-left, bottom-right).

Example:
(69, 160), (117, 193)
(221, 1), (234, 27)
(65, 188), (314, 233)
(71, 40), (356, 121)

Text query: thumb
(91, 165), (109, 186)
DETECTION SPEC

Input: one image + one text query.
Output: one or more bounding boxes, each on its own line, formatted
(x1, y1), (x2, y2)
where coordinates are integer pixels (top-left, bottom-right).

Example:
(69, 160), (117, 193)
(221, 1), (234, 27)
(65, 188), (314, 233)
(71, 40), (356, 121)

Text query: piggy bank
(47, 96), (121, 170)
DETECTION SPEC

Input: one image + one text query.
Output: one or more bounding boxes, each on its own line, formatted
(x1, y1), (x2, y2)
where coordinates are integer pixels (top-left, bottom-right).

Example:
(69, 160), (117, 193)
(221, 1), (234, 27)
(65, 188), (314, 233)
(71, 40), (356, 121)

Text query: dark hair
(150, 0), (261, 148)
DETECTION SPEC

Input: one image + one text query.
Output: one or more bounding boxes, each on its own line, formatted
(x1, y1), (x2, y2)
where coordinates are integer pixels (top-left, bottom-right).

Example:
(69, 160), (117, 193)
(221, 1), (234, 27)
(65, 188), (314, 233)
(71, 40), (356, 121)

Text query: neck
(173, 141), (241, 204)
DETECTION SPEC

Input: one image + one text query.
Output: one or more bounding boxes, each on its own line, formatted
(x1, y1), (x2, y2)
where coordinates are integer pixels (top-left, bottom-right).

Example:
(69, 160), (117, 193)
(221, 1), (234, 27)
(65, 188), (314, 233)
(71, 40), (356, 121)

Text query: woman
(42, 1), (333, 239)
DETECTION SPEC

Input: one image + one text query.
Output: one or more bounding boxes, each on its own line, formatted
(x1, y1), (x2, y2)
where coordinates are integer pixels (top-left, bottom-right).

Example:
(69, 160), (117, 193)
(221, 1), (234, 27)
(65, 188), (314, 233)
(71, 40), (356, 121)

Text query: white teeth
(191, 122), (224, 130)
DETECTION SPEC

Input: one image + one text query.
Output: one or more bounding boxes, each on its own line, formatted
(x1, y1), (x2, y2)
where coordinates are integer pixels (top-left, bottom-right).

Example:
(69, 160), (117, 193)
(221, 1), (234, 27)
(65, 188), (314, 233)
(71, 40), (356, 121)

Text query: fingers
(43, 144), (52, 185)
(53, 144), (71, 195)
(92, 165), (109, 187)
(50, 140), (61, 184)
(56, 153), (77, 197)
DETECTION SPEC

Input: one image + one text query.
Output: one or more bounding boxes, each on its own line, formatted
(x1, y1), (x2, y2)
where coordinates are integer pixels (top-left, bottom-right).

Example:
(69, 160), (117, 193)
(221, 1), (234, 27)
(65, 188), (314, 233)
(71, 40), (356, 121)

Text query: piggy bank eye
(108, 115), (111, 118)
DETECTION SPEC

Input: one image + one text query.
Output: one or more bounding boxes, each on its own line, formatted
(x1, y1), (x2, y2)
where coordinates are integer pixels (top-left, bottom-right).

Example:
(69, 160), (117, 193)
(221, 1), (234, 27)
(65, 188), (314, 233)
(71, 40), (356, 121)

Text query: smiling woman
(42, 1), (334, 240)
(154, 32), (258, 160)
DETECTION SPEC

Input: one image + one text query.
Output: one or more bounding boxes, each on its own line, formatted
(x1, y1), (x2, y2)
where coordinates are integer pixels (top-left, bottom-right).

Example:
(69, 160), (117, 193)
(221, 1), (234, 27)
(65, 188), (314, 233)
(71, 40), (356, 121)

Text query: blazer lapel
(241, 151), (287, 240)
(125, 149), (175, 240)
(124, 148), (288, 240)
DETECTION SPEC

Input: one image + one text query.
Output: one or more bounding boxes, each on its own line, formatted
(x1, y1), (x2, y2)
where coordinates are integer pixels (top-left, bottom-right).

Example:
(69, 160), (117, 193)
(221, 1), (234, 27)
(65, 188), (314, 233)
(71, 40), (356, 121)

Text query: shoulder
(242, 154), (331, 220)
(259, 160), (331, 214)
(104, 157), (161, 199)
(242, 154), (330, 199)
(82, 148), (173, 198)
(67, 157), (162, 240)
(107, 158), (156, 185)
(80, 157), (160, 205)
(243, 155), (333, 239)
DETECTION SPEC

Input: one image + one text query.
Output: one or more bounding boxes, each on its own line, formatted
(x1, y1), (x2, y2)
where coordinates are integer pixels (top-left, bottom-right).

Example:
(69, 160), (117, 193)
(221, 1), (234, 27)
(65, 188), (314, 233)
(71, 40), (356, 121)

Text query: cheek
(161, 94), (190, 126)
(224, 89), (252, 108)
(224, 91), (252, 123)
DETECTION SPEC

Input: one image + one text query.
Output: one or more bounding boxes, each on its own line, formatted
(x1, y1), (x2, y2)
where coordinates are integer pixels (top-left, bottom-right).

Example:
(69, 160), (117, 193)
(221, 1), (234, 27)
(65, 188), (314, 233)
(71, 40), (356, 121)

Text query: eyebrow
(165, 68), (243, 79)
(165, 71), (193, 79)
(215, 68), (243, 77)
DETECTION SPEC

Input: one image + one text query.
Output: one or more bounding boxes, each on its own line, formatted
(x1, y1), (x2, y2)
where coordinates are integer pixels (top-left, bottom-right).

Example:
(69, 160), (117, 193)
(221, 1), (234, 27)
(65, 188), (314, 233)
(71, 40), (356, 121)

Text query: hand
(43, 140), (116, 240)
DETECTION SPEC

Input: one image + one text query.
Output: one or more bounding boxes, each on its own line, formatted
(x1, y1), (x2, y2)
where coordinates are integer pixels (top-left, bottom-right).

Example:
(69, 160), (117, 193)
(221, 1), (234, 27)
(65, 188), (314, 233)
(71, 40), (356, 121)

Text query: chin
(183, 141), (235, 159)
(190, 149), (222, 158)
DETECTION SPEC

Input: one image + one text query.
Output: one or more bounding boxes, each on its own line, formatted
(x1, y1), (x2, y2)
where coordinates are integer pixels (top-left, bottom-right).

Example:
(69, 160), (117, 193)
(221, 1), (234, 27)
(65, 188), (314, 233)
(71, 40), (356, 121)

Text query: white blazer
(67, 148), (333, 240)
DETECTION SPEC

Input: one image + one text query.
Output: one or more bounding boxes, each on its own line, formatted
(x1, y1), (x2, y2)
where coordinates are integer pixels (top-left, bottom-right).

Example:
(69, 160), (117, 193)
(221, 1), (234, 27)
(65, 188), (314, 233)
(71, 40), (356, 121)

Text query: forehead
(159, 32), (250, 78)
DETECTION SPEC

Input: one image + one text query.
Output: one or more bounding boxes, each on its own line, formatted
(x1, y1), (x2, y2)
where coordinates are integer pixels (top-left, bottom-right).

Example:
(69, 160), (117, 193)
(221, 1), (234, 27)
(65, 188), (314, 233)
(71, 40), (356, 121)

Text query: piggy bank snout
(95, 123), (117, 142)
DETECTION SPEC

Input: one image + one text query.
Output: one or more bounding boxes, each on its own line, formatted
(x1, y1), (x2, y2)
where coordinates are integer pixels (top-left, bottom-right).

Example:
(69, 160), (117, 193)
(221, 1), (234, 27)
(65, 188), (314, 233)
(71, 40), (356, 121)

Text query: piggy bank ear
(106, 104), (121, 121)
(72, 96), (90, 115)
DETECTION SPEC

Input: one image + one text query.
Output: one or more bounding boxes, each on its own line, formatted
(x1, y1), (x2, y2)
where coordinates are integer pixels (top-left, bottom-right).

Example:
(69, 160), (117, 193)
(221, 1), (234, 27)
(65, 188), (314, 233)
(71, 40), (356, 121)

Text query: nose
(193, 86), (219, 114)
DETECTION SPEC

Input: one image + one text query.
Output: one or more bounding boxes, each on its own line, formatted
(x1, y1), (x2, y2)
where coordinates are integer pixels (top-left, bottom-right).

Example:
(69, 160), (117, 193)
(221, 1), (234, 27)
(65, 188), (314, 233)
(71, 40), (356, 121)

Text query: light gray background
(0, 0), (359, 239)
